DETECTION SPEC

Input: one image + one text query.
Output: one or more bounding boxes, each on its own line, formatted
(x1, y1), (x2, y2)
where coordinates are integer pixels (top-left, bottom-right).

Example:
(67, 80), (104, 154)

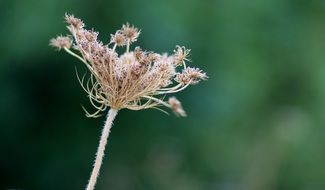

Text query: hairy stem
(86, 109), (118, 190)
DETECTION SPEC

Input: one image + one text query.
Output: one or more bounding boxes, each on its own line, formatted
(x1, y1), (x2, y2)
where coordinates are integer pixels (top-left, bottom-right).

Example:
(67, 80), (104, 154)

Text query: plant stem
(86, 108), (118, 190)
(126, 39), (130, 53)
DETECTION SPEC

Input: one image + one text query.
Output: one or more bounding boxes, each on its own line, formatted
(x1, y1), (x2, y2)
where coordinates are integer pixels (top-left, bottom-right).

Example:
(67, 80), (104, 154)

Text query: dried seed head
(65, 14), (84, 29)
(110, 31), (126, 46)
(175, 67), (208, 85)
(51, 14), (207, 117)
(121, 23), (140, 43)
(134, 47), (144, 60)
(168, 97), (187, 117)
(174, 45), (191, 66)
(49, 35), (72, 50)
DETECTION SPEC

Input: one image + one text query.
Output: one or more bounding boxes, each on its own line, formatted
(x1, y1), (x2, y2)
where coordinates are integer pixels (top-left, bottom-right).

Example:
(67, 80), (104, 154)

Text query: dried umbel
(50, 14), (207, 190)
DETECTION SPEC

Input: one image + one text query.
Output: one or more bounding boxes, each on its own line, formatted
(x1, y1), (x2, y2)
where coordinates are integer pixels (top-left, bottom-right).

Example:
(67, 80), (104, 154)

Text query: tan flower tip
(65, 13), (84, 29)
(110, 31), (126, 46)
(121, 22), (140, 43)
(168, 97), (187, 117)
(174, 45), (191, 66)
(49, 35), (72, 50)
(175, 67), (208, 85)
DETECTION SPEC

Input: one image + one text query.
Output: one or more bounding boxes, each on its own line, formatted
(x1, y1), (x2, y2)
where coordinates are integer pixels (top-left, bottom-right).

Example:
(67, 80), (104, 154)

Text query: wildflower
(50, 14), (207, 190)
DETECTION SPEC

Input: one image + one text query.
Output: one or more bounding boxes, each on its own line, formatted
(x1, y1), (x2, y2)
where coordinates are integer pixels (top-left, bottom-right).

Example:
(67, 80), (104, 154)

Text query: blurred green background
(1, 0), (325, 189)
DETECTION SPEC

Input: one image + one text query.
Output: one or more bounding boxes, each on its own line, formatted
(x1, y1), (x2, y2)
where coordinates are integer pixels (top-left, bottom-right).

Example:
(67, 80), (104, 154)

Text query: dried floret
(175, 67), (208, 85)
(174, 45), (191, 67)
(49, 35), (72, 50)
(65, 13), (84, 29)
(168, 97), (187, 117)
(121, 22), (140, 43)
(110, 31), (126, 47)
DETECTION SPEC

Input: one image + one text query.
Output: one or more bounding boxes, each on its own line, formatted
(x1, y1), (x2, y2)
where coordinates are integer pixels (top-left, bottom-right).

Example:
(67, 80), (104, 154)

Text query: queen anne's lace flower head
(50, 14), (208, 117)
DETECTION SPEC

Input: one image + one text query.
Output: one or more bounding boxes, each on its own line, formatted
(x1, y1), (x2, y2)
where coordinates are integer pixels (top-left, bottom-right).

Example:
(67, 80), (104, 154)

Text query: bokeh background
(1, 0), (325, 189)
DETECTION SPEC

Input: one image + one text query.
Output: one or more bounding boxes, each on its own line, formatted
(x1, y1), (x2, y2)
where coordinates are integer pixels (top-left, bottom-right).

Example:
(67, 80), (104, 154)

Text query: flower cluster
(50, 14), (207, 117)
